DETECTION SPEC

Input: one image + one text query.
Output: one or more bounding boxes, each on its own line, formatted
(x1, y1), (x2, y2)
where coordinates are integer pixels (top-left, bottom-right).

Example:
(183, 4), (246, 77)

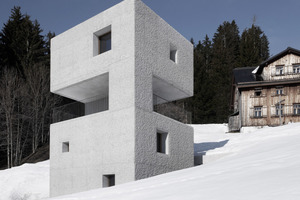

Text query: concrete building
(50, 0), (194, 197)
(229, 47), (300, 132)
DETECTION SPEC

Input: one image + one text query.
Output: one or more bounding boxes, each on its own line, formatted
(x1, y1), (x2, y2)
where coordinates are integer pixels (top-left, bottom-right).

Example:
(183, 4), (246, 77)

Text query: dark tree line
(188, 20), (269, 124)
(0, 7), (61, 168)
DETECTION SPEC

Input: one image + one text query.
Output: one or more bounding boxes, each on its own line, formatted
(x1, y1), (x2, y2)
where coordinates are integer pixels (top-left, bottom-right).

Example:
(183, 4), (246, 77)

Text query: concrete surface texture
(50, 0), (193, 197)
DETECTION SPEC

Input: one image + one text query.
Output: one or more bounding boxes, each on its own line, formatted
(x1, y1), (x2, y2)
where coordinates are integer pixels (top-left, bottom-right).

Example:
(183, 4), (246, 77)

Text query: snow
(252, 66), (259, 74)
(0, 161), (49, 200)
(1, 123), (300, 200)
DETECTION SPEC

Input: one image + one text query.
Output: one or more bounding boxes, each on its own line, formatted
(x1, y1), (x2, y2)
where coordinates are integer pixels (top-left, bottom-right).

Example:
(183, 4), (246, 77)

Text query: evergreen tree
(0, 6), (46, 76)
(239, 24), (270, 67)
(210, 21), (240, 122)
(188, 35), (215, 123)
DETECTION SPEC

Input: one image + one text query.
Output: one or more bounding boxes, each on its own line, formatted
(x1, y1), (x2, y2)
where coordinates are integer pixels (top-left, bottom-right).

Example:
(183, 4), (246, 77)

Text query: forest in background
(0, 7), (269, 168)
(0, 7), (61, 169)
(184, 20), (269, 124)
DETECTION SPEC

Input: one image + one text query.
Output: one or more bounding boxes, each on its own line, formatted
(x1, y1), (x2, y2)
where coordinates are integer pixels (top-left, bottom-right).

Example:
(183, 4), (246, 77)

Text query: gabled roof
(257, 47), (300, 74)
(233, 66), (258, 83)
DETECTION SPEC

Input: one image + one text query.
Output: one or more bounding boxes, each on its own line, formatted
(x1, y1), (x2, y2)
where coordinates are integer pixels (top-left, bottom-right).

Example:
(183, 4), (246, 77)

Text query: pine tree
(239, 24), (270, 67)
(210, 21), (240, 122)
(0, 6), (46, 76)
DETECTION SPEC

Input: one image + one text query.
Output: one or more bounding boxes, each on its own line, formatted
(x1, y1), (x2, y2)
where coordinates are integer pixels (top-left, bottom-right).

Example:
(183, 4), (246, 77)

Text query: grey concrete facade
(50, 0), (194, 197)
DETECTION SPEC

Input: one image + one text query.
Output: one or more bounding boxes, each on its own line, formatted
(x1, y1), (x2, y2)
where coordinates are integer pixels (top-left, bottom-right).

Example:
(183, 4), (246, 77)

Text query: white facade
(50, 0), (194, 197)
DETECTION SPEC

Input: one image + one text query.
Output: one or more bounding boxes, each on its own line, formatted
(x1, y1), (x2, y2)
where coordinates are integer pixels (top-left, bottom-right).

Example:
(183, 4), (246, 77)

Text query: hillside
(1, 123), (300, 200)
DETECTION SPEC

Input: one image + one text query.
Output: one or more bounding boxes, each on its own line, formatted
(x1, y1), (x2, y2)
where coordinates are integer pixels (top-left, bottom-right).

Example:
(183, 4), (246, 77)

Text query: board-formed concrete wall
(50, 0), (194, 197)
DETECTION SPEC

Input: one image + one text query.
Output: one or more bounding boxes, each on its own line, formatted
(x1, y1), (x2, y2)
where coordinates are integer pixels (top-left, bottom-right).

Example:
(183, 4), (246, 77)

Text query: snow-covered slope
(2, 123), (300, 200)
(0, 161), (49, 200)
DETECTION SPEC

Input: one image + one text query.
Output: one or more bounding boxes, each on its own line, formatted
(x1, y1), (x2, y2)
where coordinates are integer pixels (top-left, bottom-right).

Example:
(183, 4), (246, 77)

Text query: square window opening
(157, 130), (168, 154)
(276, 104), (284, 116)
(62, 142), (69, 153)
(103, 174), (115, 187)
(293, 104), (300, 115)
(276, 86), (284, 95)
(254, 88), (262, 97)
(254, 107), (262, 118)
(275, 66), (284, 75)
(170, 50), (177, 63)
(293, 64), (300, 74)
(98, 32), (111, 54)
(93, 25), (111, 56)
(170, 44), (177, 63)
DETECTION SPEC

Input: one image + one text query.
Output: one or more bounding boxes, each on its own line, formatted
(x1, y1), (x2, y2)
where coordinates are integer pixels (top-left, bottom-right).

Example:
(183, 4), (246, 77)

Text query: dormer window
(293, 64), (300, 74)
(275, 66), (284, 75)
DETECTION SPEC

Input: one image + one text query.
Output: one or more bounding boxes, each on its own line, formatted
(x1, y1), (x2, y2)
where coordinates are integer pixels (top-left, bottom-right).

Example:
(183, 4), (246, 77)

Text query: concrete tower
(50, 0), (194, 197)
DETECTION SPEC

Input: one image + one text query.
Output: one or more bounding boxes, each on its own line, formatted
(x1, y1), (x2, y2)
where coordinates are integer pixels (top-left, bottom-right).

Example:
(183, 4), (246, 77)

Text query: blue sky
(0, 0), (299, 56)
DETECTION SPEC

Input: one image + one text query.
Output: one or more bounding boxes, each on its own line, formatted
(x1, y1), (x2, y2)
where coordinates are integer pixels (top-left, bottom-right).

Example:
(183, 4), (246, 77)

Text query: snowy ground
(0, 161), (49, 200)
(1, 123), (300, 200)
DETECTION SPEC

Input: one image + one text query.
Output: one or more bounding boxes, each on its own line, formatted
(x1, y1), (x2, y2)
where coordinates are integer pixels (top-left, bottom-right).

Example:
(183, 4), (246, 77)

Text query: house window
(103, 175), (115, 187)
(157, 130), (168, 154)
(275, 66), (284, 75)
(276, 104), (284, 116)
(62, 142), (69, 153)
(254, 88), (262, 97)
(98, 32), (111, 54)
(293, 64), (300, 74)
(276, 88), (283, 95)
(254, 107), (262, 118)
(293, 104), (300, 115)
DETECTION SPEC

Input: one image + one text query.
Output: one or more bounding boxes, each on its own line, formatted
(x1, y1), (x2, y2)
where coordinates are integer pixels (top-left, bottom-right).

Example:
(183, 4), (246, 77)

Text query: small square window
(103, 175), (115, 187)
(276, 87), (284, 95)
(98, 32), (111, 54)
(293, 104), (300, 115)
(157, 130), (168, 154)
(293, 64), (300, 74)
(276, 104), (284, 116)
(170, 44), (177, 63)
(254, 88), (262, 97)
(62, 142), (69, 153)
(254, 107), (262, 118)
(275, 66), (284, 75)
(170, 50), (177, 63)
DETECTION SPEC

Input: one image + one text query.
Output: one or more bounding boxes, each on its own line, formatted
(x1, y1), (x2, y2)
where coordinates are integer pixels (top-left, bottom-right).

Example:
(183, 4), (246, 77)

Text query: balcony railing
(153, 95), (192, 124)
(52, 97), (108, 123)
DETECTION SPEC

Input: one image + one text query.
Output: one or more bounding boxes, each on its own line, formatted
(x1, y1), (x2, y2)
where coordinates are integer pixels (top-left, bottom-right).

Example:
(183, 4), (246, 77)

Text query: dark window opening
(170, 50), (177, 63)
(99, 32), (111, 54)
(157, 131), (168, 154)
(254, 89), (262, 97)
(62, 142), (69, 153)
(103, 174), (115, 187)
